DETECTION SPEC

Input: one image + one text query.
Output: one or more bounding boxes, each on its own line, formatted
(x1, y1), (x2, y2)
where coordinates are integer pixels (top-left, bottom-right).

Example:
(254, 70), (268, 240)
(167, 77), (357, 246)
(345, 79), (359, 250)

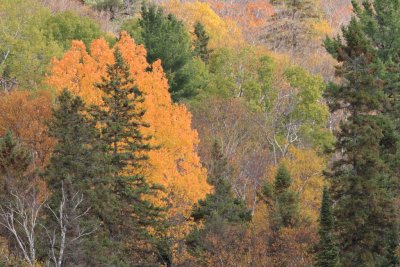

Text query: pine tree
(45, 89), (111, 265)
(191, 141), (251, 224)
(193, 21), (210, 64)
(324, 2), (399, 264)
(315, 187), (339, 267)
(138, 4), (193, 100)
(0, 131), (31, 195)
(188, 141), (251, 254)
(90, 47), (165, 264)
(264, 164), (299, 230)
(46, 89), (106, 200)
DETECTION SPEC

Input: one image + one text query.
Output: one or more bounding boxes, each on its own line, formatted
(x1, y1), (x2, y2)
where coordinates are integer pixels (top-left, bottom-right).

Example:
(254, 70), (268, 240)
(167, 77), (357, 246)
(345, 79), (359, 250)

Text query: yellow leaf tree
(266, 146), (325, 222)
(162, 0), (245, 50)
(47, 32), (211, 259)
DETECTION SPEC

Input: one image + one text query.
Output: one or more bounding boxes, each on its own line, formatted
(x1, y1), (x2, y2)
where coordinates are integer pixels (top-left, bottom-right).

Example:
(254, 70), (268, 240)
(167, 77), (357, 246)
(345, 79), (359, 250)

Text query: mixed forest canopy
(0, 0), (399, 266)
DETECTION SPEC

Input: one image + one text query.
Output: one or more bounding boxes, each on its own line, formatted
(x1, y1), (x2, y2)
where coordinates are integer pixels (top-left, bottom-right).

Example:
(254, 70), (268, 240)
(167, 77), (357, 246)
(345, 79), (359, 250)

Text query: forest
(0, 0), (399, 266)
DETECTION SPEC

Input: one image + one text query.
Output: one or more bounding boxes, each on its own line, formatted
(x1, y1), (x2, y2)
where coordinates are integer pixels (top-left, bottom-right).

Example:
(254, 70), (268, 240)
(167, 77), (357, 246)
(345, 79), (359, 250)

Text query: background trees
(265, 0), (324, 53)
(44, 12), (102, 50)
(0, 0), (61, 91)
(3, 0), (398, 265)
(0, 90), (54, 170)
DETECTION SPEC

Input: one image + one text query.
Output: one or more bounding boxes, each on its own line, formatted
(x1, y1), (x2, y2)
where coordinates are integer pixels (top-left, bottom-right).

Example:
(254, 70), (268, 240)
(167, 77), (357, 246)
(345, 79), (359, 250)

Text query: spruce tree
(0, 131), (31, 194)
(193, 22), (211, 64)
(188, 141), (251, 253)
(191, 141), (251, 224)
(45, 89), (111, 265)
(315, 187), (339, 267)
(138, 4), (193, 100)
(264, 164), (299, 230)
(324, 2), (399, 264)
(90, 47), (165, 264)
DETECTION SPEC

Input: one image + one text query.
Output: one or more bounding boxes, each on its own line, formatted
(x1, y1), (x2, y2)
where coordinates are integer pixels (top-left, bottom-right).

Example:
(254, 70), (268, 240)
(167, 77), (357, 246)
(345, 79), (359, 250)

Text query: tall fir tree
(350, 1), (400, 177)
(324, 1), (399, 264)
(0, 131), (31, 195)
(193, 21), (210, 64)
(315, 187), (339, 267)
(188, 141), (251, 255)
(121, 4), (211, 101)
(90, 47), (166, 265)
(191, 141), (251, 224)
(264, 164), (299, 230)
(138, 4), (193, 101)
(45, 89), (113, 266)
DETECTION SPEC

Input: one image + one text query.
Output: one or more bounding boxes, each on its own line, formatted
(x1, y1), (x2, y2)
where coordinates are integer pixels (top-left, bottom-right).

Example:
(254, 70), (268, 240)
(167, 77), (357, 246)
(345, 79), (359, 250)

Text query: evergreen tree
(348, 1), (400, 174)
(324, 2), (399, 264)
(121, 4), (212, 101)
(191, 141), (251, 224)
(264, 164), (299, 230)
(90, 48), (165, 265)
(315, 187), (339, 267)
(193, 22), (211, 64)
(0, 131), (31, 194)
(188, 141), (251, 253)
(45, 89), (112, 265)
(122, 4), (201, 101)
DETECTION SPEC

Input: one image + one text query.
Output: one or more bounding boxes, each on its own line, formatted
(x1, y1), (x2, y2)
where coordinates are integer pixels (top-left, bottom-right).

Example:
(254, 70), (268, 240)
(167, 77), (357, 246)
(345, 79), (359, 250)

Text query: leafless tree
(0, 191), (44, 267)
(43, 182), (96, 267)
(0, 181), (95, 267)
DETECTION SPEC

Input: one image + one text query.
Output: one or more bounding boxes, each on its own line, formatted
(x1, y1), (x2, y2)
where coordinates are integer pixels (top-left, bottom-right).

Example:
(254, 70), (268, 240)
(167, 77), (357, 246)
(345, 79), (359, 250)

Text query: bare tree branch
(43, 181), (96, 267)
(0, 191), (45, 267)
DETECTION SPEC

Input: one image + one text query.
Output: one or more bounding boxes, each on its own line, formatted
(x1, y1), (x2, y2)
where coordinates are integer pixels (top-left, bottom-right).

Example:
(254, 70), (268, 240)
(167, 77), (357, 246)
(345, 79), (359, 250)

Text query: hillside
(1, 0), (399, 266)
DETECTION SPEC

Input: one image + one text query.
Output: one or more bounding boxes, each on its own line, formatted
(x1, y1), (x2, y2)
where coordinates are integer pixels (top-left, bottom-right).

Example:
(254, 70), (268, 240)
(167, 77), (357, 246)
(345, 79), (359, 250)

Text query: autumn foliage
(266, 146), (325, 222)
(0, 90), (54, 169)
(47, 32), (211, 251)
(161, 0), (245, 49)
(207, 0), (275, 43)
(3, 0), (392, 265)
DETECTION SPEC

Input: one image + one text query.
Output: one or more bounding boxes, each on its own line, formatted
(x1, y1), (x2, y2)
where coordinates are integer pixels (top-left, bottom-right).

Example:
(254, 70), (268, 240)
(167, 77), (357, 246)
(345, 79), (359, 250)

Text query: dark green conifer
(315, 187), (339, 267)
(324, 2), (399, 264)
(193, 22), (211, 64)
(191, 141), (251, 224)
(139, 4), (193, 100)
(90, 47), (165, 265)
(188, 141), (251, 254)
(45, 89), (111, 265)
(271, 164), (299, 229)
(0, 131), (31, 195)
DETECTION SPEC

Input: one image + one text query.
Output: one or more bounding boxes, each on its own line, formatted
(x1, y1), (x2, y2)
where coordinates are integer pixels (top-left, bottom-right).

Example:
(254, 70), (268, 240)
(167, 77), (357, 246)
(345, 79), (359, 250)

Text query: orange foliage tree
(0, 90), (55, 169)
(46, 32), (211, 258)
